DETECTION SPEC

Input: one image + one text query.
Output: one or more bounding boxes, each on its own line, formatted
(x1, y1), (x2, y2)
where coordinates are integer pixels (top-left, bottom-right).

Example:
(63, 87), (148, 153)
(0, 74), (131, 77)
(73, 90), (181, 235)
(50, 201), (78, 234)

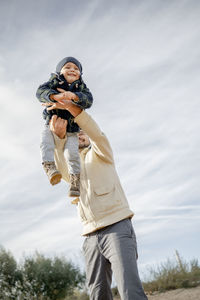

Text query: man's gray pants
(82, 219), (148, 300)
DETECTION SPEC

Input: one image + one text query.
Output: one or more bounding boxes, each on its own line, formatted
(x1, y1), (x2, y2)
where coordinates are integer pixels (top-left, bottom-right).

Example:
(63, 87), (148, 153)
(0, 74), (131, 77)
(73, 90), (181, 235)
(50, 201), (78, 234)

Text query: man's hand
(42, 101), (72, 110)
(42, 89), (82, 117)
(49, 115), (67, 139)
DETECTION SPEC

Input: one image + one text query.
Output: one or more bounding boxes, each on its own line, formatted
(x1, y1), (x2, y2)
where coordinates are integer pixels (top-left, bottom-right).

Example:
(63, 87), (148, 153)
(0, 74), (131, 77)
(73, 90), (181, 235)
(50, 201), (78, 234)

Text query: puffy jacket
(36, 73), (93, 132)
(53, 111), (134, 235)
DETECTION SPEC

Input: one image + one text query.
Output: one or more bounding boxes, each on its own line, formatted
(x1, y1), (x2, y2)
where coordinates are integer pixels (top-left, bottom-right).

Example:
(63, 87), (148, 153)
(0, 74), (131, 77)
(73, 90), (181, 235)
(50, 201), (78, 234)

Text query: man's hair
(79, 129), (85, 135)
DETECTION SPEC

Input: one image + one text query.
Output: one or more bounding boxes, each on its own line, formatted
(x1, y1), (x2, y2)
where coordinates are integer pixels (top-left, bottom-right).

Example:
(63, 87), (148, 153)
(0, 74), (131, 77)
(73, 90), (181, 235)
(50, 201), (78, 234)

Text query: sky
(0, 0), (200, 281)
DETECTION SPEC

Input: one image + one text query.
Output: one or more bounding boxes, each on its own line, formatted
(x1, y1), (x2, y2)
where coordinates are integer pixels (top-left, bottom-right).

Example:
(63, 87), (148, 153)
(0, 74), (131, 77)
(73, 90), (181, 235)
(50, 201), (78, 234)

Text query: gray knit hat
(56, 56), (82, 74)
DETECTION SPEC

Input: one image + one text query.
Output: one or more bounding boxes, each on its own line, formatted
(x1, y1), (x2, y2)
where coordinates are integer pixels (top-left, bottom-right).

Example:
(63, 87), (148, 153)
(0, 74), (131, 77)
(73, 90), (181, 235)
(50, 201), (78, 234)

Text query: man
(47, 94), (148, 300)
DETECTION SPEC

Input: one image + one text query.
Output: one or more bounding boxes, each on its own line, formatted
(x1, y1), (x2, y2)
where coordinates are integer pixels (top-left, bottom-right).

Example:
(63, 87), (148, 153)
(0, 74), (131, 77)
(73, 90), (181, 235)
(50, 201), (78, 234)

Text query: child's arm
(36, 74), (59, 104)
(52, 91), (77, 102)
(72, 82), (93, 109)
(56, 84), (93, 109)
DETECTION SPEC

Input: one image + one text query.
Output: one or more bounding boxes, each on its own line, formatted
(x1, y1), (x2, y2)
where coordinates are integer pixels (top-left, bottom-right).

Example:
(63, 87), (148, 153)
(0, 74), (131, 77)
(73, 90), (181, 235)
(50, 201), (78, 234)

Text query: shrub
(143, 252), (200, 293)
(22, 252), (85, 299)
(0, 246), (85, 300)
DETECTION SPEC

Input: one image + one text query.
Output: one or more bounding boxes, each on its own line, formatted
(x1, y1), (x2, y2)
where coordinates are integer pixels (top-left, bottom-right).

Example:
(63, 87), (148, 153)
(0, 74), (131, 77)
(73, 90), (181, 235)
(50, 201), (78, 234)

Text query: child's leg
(40, 125), (55, 162)
(64, 133), (80, 174)
(40, 125), (62, 185)
(64, 133), (80, 197)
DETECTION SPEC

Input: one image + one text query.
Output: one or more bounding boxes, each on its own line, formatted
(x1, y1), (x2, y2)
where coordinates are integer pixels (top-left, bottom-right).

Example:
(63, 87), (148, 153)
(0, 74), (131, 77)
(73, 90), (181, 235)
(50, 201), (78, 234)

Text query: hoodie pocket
(94, 185), (115, 196)
(93, 184), (121, 213)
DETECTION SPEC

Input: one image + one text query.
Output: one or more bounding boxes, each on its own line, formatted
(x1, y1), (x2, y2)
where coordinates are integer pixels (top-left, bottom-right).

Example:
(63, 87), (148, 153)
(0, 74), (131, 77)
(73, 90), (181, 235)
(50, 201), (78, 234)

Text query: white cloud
(0, 0), (200, 276)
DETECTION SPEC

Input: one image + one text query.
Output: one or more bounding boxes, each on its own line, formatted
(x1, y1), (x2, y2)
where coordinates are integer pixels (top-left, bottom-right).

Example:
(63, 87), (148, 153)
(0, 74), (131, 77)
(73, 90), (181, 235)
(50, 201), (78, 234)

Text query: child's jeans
(40, 125), (80, 174)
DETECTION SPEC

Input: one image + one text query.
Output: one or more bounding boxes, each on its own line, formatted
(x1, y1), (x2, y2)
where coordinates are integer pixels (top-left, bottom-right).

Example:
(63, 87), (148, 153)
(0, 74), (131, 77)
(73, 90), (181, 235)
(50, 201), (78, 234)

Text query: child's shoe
(68, 174), (80, 197)
(42, 161), (62, 185)
(71, 197), (80, 205)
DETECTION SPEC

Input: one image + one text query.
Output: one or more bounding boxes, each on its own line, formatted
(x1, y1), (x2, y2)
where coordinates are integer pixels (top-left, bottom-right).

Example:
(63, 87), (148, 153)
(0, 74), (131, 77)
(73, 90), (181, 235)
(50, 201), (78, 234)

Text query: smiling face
(60, 62), (81, 83)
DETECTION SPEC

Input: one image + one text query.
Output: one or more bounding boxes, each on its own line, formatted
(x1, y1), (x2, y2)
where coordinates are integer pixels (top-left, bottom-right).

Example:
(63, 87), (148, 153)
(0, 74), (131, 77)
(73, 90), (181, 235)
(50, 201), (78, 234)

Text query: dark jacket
(36, 73), (93, 132)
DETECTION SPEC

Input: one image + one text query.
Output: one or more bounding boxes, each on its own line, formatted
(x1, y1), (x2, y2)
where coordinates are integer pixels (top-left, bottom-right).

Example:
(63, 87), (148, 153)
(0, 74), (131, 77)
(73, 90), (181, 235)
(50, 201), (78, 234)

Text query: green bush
(0, 246), (86, 300)
(64, 289), (89, 300)
(143, 252), (200, 293)
(0, 246), (22, 285)
(22, 252), (85, 299)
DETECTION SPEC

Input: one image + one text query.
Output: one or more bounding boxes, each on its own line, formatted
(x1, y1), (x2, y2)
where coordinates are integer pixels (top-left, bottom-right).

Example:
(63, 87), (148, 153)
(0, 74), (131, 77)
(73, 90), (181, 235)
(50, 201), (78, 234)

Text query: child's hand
(50, 93), (69, 102)
(57, 88), (78, 102)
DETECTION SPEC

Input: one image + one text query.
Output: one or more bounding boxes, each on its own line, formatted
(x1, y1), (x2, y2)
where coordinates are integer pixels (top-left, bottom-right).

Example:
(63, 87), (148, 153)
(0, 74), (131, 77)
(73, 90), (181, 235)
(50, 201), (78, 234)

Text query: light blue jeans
(40, 125), (80, 174)
(82, 219), (148, 300)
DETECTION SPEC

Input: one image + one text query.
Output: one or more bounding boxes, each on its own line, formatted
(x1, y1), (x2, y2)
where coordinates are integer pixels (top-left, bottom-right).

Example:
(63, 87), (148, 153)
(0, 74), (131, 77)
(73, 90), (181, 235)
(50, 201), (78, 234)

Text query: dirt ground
(113, 286), (200, 300)
(146, 286), (200, 300)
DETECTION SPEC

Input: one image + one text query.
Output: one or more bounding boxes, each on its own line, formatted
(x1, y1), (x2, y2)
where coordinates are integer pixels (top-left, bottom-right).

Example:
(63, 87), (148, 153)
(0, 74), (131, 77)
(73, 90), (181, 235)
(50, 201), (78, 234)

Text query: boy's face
(60, 62), (80, 83)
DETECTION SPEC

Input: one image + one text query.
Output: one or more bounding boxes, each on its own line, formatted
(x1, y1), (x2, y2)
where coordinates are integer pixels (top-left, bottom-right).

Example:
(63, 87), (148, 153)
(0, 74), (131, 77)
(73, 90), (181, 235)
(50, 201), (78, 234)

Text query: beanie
(56, 56), (82, 74)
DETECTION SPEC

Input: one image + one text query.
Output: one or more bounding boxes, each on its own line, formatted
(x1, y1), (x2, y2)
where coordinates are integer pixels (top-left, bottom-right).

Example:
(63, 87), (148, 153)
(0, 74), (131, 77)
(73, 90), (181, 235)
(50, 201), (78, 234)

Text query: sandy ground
(113, 286), (200, 300)
(146, 286), (200, 300)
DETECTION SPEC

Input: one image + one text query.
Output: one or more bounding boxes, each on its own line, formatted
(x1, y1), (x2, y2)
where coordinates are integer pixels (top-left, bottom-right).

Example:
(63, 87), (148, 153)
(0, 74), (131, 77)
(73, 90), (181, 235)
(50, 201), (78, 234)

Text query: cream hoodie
(54, 111), (134, 235)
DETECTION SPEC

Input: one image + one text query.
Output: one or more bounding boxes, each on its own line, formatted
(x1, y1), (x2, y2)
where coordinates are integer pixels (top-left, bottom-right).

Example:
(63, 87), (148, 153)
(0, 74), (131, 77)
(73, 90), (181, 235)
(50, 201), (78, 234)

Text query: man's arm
(47, 101), (114, 164)
(75, 111), (114, 164)
(46, 99), (82, 117)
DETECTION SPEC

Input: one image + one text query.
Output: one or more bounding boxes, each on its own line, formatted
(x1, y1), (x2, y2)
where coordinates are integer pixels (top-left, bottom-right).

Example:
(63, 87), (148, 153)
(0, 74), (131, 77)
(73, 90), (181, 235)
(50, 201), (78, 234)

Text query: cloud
(0, 0), (200, 275)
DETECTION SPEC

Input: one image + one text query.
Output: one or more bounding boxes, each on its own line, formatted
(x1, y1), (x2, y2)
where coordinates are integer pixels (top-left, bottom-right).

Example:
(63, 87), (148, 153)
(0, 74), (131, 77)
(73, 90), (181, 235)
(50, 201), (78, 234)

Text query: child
(36, 56), (93, 197)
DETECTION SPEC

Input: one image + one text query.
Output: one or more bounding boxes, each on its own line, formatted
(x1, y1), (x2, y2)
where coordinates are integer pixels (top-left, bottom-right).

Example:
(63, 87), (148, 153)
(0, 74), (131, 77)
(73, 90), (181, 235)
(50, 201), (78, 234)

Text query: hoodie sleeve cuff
(53, 132), (67, 150)
(74, 110), (90, 127)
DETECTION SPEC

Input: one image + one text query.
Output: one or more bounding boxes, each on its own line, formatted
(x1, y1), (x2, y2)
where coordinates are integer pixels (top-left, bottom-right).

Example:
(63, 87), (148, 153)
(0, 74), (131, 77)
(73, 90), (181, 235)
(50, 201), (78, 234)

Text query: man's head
(78, 130), (90, 149)
(56, 57), (82, 83)
(50, 116), (90, 149)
